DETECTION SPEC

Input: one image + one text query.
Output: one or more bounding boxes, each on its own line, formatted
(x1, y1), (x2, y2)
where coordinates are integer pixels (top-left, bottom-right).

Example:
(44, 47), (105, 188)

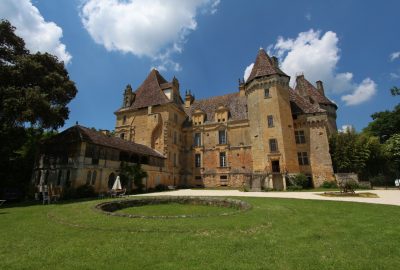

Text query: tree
(384, 134), (400, 178)
(391, 86), (400, 96)
(0, 20), (77, 198)
(363, 104), (400, 142)
(120, 162), (148, 193)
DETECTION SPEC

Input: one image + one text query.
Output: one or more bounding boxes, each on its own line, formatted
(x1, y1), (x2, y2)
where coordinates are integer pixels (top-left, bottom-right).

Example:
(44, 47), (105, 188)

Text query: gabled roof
(44, 125), (165, 158)
(289, 88), (325, 114)
(130, 69), (171, 110)
(246, 48), (288, 83)
(184, 93), (247, 124)
(295, 75), (337, 107)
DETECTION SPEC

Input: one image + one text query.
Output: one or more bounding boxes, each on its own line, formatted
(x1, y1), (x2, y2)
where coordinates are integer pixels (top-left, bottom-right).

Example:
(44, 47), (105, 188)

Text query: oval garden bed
(95, 196), (252, 219)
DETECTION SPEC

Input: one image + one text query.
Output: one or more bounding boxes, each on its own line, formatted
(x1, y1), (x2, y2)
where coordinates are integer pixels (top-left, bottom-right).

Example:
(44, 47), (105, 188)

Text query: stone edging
(94, 196), (252, 219)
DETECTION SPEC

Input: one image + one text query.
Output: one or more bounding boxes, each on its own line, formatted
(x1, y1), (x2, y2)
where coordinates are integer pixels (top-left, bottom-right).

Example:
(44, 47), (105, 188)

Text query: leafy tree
(391, 86), (400, 96)
(0, 20), (77, 198)
(120, 162), (148, 193)
(384, 134), (400, 177)
(363, 104), (400, 142)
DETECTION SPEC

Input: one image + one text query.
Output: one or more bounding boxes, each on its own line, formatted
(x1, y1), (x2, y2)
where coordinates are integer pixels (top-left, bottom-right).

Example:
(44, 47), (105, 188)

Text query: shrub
(321, 181), (338, 188)
(293, 174), (310, 189)
(287, 185), (302, 191)
(338, 179), (359, 193)
(155, 184), (169, 191)
(369, 174), (387, 187)
(75, 184), (96, 198)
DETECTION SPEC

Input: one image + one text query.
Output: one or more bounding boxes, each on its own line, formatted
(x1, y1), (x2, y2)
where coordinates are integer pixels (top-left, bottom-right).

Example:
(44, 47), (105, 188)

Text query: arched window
(86, 171), (92, 185)
(108, 173), (116, 189)
(57, 170), (62, 186)
(91, 171), (97, 186)
(65, 170), (71, 188)
(44, 170), (49, 185)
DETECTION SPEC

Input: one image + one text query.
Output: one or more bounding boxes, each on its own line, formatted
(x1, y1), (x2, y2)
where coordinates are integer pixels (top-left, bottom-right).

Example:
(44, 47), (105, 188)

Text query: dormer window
(163, 88), (172, 100)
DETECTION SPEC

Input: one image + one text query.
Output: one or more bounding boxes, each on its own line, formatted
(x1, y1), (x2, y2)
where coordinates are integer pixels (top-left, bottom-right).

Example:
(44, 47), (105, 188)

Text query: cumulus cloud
(341, 78), (377, 106)
(80, 0), (220, 71)
(266, 29), (377, 106)
(243, 63), (254, 81)
(390, 51), (400, 61)
(0, 0), (71, 63)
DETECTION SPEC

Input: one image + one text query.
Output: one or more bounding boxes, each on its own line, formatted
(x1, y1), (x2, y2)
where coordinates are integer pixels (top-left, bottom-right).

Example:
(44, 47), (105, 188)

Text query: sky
(1, 0), (399, 132)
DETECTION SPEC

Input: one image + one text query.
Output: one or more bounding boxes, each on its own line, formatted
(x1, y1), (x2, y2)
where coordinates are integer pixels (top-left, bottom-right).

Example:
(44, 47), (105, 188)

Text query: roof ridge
(246, 49), (288, 83)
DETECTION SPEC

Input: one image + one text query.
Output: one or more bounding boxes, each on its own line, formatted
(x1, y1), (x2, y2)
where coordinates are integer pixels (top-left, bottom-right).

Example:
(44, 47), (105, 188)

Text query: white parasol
(112, 176), (122, 190)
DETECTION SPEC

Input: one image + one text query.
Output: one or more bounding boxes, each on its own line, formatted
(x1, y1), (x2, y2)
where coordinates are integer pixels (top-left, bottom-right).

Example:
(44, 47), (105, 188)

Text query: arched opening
(86, 171), (92, 185)
(108, 173), (116, 189)
(92, 171), (97, 186)
(57, 170), (62, 186)
(65, 170), (71, 188)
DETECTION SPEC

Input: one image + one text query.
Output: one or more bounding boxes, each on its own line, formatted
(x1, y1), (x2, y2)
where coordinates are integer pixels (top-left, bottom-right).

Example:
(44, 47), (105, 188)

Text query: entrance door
(271, 160), (280, 173)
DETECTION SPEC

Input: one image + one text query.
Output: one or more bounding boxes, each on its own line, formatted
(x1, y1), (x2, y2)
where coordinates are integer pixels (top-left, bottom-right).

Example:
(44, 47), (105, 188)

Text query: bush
(63, 184), (95, 199)
(369, 174), (387, 187)
(287, 185), (303, 191)
(293, 174), (310, 189)
(321, 181), (338, 188)
(155, 184), (169, 191)
(338, 179), (359, 193)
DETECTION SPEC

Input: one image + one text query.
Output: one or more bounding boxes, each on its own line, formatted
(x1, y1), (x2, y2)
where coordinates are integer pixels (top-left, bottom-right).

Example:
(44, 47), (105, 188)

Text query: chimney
(238, 78), (245, 97)
(185, 90), (194, 108)
(295, 74), (307, 97)
(271, 56), (279, 68)
(316, 80), (325, 96)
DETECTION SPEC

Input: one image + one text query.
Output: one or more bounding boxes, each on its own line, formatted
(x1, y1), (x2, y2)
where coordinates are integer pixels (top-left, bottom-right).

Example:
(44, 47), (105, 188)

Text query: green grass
(1, 196), (400, 270)
(116, 202), (237, 216)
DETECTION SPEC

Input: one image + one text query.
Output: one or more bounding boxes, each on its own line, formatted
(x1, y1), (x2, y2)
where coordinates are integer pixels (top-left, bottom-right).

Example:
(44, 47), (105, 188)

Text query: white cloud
(243, 63), (254, 81)
(305, 13), (311, 21)
(267, 29), (377, 106)
(390, 72), (400, 80)
(0, 0), (71, 63)
(341, 78), (377, 106)
(338, 124), (355, 133)
(80, 0), (220, 71)
(390, 51), (400, 61)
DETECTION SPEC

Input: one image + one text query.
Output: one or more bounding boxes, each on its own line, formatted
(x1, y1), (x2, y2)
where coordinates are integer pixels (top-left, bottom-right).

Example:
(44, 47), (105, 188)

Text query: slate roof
(246, 48), (289, 83)
(288, 88), (326, 114)
(184, 93), (248, 123)
(45, 125), (165, 158)
(295, 75), (337, 108)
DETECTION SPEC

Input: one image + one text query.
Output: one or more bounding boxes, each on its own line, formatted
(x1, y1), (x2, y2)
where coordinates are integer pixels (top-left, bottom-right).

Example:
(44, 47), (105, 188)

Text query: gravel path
(136, 189), (400, 206)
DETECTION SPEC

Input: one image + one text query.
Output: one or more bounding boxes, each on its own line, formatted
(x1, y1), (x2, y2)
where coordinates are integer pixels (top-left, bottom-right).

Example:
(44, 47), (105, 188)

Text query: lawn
(1, 196), (399, 270)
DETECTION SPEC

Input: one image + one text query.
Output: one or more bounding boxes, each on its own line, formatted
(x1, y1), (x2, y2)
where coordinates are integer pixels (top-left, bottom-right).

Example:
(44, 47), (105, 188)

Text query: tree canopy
(0, 20), (77, 198)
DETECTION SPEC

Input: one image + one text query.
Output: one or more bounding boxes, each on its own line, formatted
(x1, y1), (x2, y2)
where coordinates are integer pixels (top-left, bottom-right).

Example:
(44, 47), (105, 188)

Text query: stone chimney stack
(316, 80), (325, 96)
(185, 90), (194, 108)
(238, 78), (245, 97)
(295, 74), (307, 97)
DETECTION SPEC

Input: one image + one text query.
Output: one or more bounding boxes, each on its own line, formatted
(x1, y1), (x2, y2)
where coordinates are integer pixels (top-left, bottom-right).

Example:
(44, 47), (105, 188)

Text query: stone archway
(108, 173), (116, 189)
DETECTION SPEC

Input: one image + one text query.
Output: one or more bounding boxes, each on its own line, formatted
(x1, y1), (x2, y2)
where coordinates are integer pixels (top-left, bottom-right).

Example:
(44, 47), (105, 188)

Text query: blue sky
(1, 0), (400, 132)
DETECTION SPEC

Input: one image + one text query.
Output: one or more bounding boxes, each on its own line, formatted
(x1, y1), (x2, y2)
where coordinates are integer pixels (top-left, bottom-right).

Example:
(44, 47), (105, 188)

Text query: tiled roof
(295, 75), (336, 107)
(246, 49), (288, 83)
(289, 88), (325, 114)
(184, 93), (248, 124)
(46, 125), (165, 158)
(130, 69), (171, 110)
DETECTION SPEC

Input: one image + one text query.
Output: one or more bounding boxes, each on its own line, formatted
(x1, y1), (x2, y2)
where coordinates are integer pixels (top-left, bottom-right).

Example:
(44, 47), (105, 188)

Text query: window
(264, 88), (270, 98)
(194, 133), (201, 147)
(218, 130), (227, 144)
(220, 175), (228, 186)
(173, 153), (177, 167)
(298, 152), (309, 165)
(86, 171), (92, 185)
(91, 171), (97, 185)
(120, 133), (125, 140)
(195, 154), (201, 168)
(295, 130), (306, 144)
(57, 170), (62, 186)
(195, 176), (202, 180)
(219, 152), (227, 167)
(174, 113), (178, 124)
(269, 139), (278, 152)
(122, 115), (127, 124)
(267, 115), (274, 128)
(173, 131), (177, 144)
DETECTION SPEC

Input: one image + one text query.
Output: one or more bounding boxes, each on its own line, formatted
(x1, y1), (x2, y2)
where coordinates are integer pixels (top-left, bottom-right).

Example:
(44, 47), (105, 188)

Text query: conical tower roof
(246, 48), (288, 83)
(131, 69), (170, 109)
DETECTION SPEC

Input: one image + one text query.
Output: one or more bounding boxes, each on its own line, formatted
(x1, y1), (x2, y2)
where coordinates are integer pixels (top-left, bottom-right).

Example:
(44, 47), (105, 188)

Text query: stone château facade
(114, 49), (338, 190)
